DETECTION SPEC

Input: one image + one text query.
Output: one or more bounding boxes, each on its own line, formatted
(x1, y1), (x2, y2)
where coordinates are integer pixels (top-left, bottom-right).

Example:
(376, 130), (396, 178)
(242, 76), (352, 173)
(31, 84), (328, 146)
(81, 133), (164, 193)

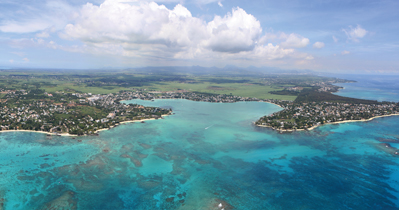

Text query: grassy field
(0, 78), (130, 94)
(0, 72), (304, 100)
(144, 82), (297, 100)
(43, 83), (131, 94)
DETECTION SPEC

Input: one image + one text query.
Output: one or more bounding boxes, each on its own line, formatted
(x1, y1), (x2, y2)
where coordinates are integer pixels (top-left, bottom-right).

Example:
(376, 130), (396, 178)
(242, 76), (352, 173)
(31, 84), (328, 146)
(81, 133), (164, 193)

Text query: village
(1, 86), (398, 135)
(0, 89), (171, 135)
(255, 101), (399, 131)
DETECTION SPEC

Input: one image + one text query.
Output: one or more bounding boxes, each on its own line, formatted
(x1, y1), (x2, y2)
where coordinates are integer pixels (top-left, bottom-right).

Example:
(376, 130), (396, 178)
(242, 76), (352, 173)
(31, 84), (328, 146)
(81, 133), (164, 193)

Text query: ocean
(333, 74), (399, 102)
(1, 74), (399, 209)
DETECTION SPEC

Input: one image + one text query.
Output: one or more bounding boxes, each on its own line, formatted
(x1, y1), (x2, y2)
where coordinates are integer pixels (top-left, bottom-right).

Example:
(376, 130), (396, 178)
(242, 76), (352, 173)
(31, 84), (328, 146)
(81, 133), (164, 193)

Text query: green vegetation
(0, 69), (364, 135)
(294, 89), (378, 104)
(0, 89), (171, 135)
(256, 101), (399, 131)
(142, 81), (297, 100)
(0, 69), (352, 101)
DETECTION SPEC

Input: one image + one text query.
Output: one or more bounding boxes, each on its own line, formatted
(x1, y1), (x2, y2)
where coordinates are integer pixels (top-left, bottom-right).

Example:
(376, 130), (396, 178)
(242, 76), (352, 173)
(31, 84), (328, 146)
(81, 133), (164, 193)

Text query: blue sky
(1, 0), (398, 73)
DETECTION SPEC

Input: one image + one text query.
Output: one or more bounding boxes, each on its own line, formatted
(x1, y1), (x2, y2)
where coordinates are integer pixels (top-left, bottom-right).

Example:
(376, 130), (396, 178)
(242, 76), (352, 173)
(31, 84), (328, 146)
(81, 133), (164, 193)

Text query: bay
(0, 98), (399, 209)
(333, 74), (399, 102)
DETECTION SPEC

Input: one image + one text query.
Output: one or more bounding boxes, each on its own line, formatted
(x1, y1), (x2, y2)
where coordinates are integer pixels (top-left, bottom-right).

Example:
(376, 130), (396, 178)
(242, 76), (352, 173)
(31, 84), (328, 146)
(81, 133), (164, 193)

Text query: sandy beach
(0, 129), (78, 137)
(0, 113), (172, 137)
(95, 113), (172, 134)
(263, 101), (284, 109)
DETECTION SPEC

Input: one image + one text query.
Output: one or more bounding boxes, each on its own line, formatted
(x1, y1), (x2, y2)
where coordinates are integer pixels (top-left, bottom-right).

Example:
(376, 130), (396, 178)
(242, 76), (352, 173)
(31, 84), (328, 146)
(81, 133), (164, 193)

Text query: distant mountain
(130, 65), (314, 76)
(0, 65), (314, 76)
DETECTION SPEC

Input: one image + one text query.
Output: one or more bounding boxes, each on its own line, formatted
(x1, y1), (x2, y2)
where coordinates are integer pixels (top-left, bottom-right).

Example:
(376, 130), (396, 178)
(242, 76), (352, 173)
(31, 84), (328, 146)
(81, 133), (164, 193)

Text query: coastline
(0, 113), (172, 137)
(263, 101), (283, 109)
(0, 129), (78, 137)
(256, 113), (399, 132)
(94, 113), (171, 134)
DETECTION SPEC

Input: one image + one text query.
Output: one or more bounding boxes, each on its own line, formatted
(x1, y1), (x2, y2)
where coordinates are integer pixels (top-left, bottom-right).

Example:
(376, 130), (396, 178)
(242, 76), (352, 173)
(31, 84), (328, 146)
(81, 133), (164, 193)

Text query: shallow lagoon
(1, 99), (399, 209)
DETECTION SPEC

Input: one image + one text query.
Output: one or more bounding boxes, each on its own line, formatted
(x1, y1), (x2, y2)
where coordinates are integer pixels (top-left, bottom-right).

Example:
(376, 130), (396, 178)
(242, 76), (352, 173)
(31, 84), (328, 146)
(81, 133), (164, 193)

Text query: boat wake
(205, 125), (214, 130)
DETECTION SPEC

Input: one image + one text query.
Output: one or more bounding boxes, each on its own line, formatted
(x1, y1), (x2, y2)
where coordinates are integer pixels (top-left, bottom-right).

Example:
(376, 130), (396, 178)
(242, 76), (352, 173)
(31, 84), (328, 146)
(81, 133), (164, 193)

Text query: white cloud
(0, 0), (76, 33)
(61, 1), (299, 61)
(9, 59), (14, 63)
(305, 55), (314, 60)
(341, 50), (350, 55)
(313, 41), (325, 49)
(280, 33), (309, 48)
(332, 35), (338, 43)
(342, 25), (367, 42)
(0, 0), (315, 67)
(36, 31), (50, 38)
(0, 0), (304, 67)
(204, 7), (262, 53)
(62, 2), (205, 48)
(0, 20), (51, 33)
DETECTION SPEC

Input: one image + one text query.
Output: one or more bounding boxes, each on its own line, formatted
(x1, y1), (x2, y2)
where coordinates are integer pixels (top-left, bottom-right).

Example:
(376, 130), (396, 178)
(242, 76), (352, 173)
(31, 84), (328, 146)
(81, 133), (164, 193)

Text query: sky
(0, 0), (399, 73)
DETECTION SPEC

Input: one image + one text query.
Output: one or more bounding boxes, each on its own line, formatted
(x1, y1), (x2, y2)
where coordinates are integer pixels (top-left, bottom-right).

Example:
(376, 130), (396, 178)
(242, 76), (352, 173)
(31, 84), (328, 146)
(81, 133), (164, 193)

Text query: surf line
(205, 125), (214, 130)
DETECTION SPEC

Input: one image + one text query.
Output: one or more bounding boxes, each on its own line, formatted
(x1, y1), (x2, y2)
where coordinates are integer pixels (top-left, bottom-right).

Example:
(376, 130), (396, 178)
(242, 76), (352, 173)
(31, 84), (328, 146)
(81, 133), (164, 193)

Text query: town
(255, 101), (399, 131)
(0, 89), (171, 135)
(1, 81), (398, 135)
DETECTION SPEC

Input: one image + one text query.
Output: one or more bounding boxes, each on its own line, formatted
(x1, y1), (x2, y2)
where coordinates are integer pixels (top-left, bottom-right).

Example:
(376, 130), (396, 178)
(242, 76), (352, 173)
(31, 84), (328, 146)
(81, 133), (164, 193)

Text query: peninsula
(0, 90), (171, 136)
(255, 101), (399, 132)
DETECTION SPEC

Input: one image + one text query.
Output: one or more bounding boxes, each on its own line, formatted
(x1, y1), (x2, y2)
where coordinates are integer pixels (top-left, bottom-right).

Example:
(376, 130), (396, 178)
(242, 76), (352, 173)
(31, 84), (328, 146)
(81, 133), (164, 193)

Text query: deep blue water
(333, 74), (399, 102)
(1, 80), (399, 209)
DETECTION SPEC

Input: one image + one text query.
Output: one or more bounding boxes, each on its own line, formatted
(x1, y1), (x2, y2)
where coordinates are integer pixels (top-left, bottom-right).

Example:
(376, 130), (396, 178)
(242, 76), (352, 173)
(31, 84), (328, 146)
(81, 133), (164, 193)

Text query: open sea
(1, 74), (399, 209)
(333, 74), (399, 102)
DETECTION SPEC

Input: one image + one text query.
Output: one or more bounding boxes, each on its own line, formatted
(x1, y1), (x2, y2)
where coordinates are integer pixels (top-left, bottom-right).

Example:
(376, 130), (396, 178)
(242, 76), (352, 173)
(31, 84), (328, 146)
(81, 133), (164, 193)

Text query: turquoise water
(1, 99), (399, 209)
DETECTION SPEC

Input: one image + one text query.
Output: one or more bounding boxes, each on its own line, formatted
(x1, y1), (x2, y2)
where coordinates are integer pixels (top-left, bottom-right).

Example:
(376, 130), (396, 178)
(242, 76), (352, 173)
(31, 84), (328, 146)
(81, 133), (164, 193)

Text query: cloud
(62, 2), (204, 48)
(0, 0), (303, 67)
(204, 7), (262, 53)
(61, 1), (297, 61)
(36, 31), (50, 38)
(332, 36), (338, 43)
(341, 50), (350, 55)
(62, 3), (262, 54)
(0, 0), (76, 33)
(280, 33), (309, 48)
(305, 55), (314, 60)
(23, 57), (29, 62)
(9, 59), (14, 63)
(313, 42), (325, 49)
(0, 20), (51, 33)
(342, 25), (367, 42)
(0, 0), (314, 67)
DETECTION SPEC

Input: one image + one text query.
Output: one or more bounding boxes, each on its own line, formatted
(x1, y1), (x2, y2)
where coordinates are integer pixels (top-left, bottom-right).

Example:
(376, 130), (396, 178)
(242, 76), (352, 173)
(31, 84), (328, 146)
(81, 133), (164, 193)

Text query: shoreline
(0, 129), (78, 137)
(122, 98), (284, 109)
(256, 113), (399, 133)
(94, 113), (171, 134)
(0, 113), (172, 137)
